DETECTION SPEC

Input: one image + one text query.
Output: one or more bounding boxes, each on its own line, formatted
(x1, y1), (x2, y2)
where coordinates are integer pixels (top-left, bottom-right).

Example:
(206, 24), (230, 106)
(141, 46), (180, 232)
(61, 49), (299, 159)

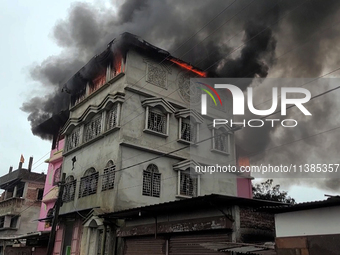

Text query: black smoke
(21, 0), (340, 190)
(21, 0), (280, 136)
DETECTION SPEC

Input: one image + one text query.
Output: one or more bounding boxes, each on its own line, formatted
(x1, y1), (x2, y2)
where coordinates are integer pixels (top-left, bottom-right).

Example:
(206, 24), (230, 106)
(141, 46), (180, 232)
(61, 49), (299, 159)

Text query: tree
(252, 179), (296, 204)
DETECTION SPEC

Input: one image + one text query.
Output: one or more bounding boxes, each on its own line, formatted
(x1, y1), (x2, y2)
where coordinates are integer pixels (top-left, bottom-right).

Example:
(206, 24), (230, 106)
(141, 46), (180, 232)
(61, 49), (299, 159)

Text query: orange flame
(169, 58), (207, 77)
(90, 75), (106, 94)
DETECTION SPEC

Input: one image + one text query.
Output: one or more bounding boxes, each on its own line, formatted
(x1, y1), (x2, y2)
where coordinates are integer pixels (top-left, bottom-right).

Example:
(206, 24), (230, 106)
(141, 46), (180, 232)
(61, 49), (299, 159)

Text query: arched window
(62, 175), (76, 202)
(142, 164), (161, 197)
(102, 161), (115, 191)
(79, 168), (99, 198)
(179, 168), (197, 197)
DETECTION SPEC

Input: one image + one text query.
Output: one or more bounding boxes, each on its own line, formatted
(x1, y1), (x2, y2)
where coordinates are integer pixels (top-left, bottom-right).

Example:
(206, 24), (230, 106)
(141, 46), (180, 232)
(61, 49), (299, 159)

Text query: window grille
(214, 128), (229, 152)
(180, 170), (197, 197)
(66, 128), (80, 151)
(142, 164), (161, 197)
(102, 161), (115, 191)
(62, 176), (76, 202)
(106, 105), (118, 130)
(53, 167), (61, 186)
(181, 118), (196, 142)
(79, 168), (98, 198)
(148, 109), (166, 134)
(84, 115), (102, 142)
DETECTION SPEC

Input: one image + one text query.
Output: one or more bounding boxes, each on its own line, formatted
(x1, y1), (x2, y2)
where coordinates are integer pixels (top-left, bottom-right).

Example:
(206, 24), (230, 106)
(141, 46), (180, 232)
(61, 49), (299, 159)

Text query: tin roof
(100, 194), (284, 219)
(262, 196), (340, 214)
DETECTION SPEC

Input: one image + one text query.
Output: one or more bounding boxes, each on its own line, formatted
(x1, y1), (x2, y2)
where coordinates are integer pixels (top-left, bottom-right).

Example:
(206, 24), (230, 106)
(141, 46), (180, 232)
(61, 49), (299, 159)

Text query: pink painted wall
(236, 155), (253, 199)
(237, 178), (253, 198)
(37, 139), (64, 231)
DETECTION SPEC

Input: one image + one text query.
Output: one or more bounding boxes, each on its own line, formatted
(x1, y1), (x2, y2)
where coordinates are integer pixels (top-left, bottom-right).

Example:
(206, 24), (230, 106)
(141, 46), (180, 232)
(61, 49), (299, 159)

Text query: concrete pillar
(28, 157), (33, 172)
(13, 186), (17, 198)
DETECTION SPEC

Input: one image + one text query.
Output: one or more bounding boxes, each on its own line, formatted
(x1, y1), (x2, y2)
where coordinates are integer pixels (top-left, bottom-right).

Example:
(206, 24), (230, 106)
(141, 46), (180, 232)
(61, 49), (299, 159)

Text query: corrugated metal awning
(200, 242), (276, 255)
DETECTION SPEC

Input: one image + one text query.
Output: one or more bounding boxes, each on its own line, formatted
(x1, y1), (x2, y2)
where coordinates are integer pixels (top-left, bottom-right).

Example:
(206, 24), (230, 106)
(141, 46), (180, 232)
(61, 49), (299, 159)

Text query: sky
(0, 0), (97, 174)
(0, 0), (338, 203)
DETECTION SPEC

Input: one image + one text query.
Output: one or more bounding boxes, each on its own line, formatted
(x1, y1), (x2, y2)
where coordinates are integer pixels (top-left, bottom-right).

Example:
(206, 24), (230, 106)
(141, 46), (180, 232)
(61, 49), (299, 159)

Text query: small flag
(20, 154), (25, 163)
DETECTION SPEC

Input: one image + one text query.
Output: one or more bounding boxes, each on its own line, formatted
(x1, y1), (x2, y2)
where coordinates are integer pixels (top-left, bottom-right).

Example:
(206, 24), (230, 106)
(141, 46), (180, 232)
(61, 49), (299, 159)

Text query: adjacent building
(272, 196), (340, 255)
(103, 194), (277, 255)
(37, 138), (64, 232)
(0, 158), (46, 254)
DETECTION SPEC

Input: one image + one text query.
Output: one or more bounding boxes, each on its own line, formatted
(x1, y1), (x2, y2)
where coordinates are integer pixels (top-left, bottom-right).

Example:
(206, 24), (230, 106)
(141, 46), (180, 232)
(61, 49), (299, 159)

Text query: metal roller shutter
(169, 232), (231, 255)
(124, 236), (166, 255)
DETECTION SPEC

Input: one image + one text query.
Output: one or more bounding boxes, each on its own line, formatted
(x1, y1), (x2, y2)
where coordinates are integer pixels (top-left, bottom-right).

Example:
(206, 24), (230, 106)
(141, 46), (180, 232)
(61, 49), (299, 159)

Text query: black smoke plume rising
(21, 0), (340, 190)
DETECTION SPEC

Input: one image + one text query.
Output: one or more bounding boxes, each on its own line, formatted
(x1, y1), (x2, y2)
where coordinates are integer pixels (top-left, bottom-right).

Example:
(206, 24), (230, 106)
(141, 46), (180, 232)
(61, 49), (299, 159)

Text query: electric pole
(47, 173), (66, 255)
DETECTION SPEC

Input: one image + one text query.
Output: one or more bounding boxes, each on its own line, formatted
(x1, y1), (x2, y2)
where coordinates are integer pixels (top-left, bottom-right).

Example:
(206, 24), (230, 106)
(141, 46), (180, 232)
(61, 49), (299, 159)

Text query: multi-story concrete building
(52, 32), (253, 255)
(0, 158), (46, 254)
(37, 138), (64, 232)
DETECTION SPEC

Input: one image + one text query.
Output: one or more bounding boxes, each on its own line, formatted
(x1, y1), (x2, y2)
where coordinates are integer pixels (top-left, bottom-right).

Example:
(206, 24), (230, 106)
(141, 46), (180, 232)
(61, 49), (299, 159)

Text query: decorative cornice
(62, 92), (125, 135)
(207, 122), (232, 131)
(173, 159), (201, 171)
(141, 97), (176, 114)
(175, 109), (204, 123)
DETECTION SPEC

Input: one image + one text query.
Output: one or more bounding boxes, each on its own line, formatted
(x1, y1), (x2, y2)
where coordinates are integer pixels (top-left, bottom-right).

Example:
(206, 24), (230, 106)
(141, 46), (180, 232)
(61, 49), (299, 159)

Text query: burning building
(30, 32), (279, 255)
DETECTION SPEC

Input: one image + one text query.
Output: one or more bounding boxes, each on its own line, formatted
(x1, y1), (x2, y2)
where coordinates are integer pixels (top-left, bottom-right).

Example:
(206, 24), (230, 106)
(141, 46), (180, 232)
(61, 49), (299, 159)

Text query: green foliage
(252, 179), (296, 204)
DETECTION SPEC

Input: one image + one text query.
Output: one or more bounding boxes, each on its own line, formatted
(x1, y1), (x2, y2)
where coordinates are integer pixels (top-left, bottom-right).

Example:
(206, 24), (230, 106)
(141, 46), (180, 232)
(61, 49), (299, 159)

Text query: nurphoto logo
(199, 82), (312, 128)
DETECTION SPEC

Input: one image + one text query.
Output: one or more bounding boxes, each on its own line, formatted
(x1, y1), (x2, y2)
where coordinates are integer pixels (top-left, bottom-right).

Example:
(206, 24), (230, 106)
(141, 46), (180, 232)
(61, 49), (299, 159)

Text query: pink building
(37, 139), (64, 231)
(236, 146), (253, 199)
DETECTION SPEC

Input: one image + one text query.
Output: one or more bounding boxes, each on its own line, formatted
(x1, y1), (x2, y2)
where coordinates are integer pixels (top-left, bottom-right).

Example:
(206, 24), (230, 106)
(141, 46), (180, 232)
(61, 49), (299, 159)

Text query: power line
(64, 73), (340, 186)
(261, 84), (340, 119)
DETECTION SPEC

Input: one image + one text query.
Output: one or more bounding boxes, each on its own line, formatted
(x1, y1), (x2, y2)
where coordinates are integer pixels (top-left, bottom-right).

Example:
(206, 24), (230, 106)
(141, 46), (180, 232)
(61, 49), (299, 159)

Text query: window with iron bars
(213, 128), (230, 153)
(66, 128), (80, 151)
(79, 168), (99, 198)
(102, 161), (115, 191)
(147, 108), (166, 134)
(106, 105), (118, 130)
(181, 118), (197, 142)
(62, 176), (76, 202)
(180, 170), (197, 197)
(84, 115), (102, 142)
(142, 164), (161, 197)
